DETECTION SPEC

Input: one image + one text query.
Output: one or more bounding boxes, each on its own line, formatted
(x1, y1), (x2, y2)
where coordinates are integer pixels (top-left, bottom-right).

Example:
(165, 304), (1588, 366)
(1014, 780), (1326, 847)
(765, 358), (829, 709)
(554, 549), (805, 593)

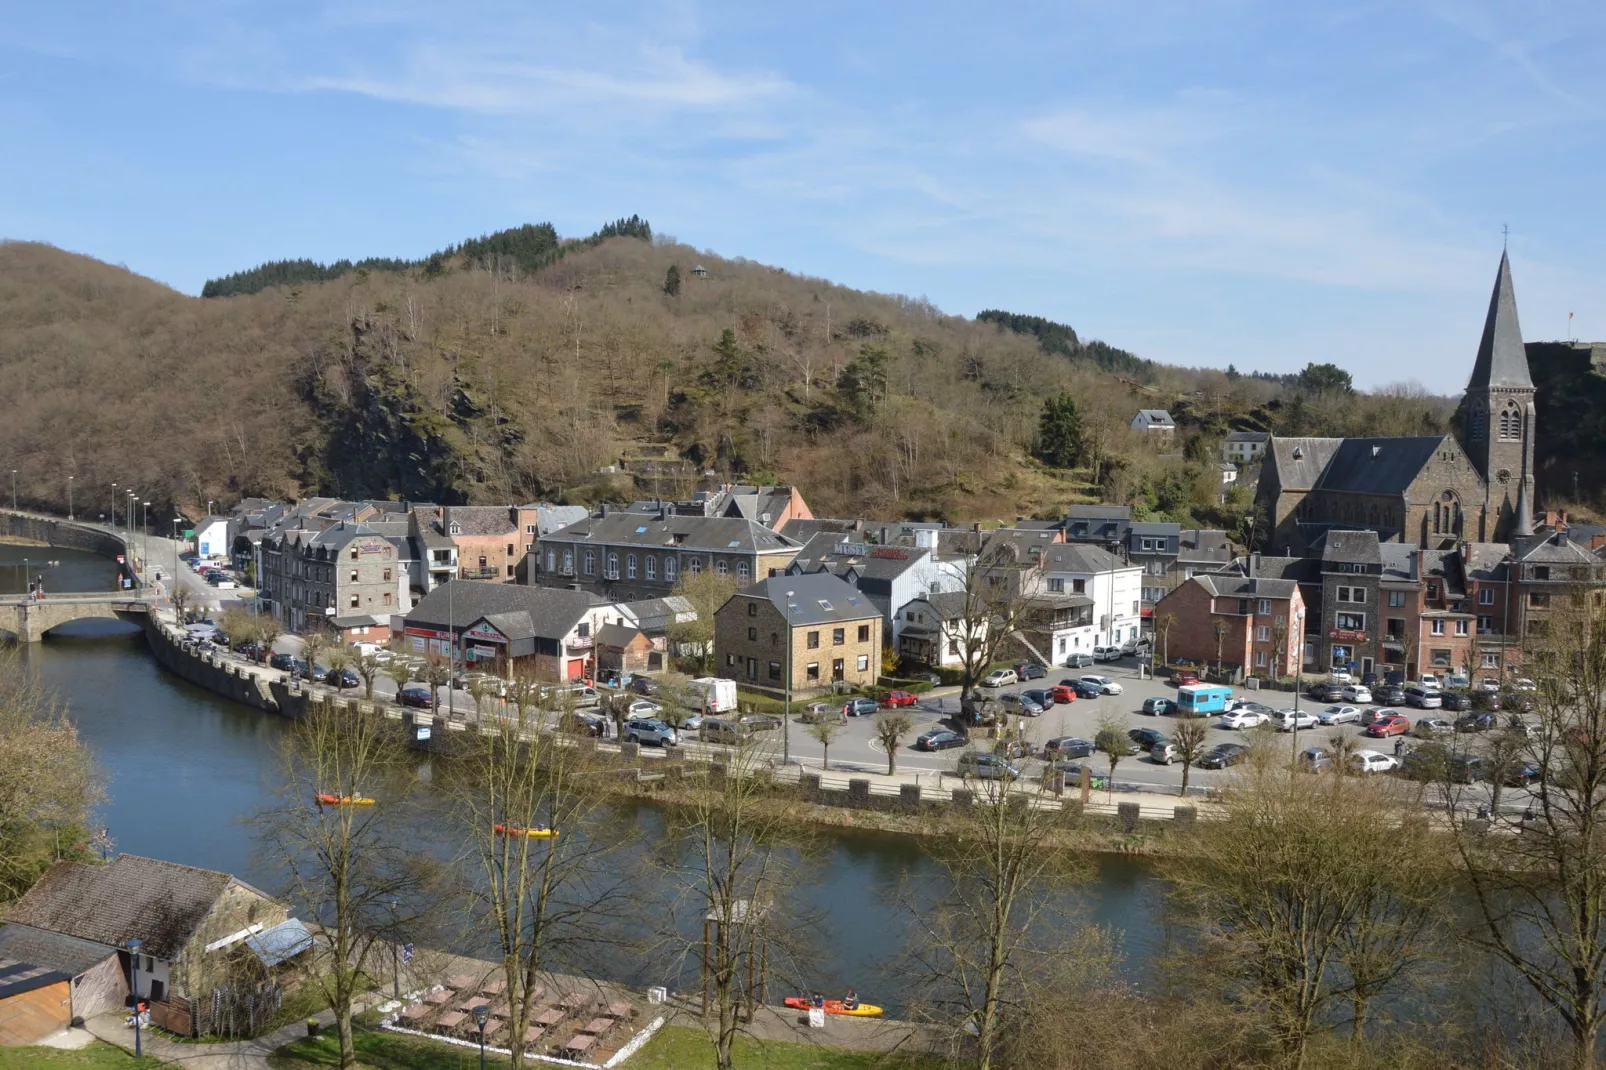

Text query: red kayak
(783, 996), (883, 1018)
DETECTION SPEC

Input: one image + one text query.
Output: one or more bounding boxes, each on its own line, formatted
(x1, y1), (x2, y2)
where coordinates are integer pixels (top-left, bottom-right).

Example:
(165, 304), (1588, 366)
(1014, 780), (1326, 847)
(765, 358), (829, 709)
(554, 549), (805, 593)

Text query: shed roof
(0, 925), (119, 977)
(244, 918), (314, 968)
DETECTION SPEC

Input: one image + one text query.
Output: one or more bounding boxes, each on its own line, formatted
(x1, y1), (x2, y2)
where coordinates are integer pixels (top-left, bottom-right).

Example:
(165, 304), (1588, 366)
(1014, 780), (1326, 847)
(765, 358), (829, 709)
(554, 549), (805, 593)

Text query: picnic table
(481, 1019), (506, 1040)
(559, 992), (592, 1011)
(521, 1025), (546, 1046)
(579, 1017), (612, 1036)
(446, 974), (476, 990)
(480, 978), (508, 996)
(436, 1010), (467, 1033)
(423, 989), (452, 1006)
(535, 1007), (566, 1028)
(400, 1003), (431, 1022)
(604, 1002), (634, 1019)
(487, 1000), (512, 1018)
(561, 1034), (597, 1057)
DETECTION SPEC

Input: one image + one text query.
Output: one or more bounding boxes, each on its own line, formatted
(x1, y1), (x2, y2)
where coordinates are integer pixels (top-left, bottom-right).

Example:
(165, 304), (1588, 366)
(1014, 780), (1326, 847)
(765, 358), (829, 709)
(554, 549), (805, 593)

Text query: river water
(0, 543), (1165, 1012)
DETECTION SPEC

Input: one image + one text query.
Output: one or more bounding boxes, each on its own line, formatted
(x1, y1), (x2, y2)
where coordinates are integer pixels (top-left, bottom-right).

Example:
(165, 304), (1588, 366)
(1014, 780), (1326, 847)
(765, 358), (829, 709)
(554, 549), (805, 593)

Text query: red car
(1047, 684), (1077, 704)
(1172, 672), (1200, 687)
(881, 690), (918, 708)
(1366, 713), (1411, 737)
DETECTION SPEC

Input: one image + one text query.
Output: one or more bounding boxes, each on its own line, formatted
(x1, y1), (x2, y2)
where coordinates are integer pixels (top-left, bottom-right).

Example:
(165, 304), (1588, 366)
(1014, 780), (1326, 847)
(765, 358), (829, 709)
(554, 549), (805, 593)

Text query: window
(858, 624), (871, 642)
(545, 550), (556, 571)
(1255, 650), (1267, 667)
(383, 592), (392, 606)
(747, 602), (758, 616)
(1482, 651), (1500, 668)
(1258, 599), (1270, 615)
(350, 548), (359, 561)
(383, 567), (392, 582)
(717, 561), (729, 576)
(771, 632), (778, 646)
(1388, 591), (1405, 608)
(1048, 578), (1065, 593)
(348, 594), (359, 608)
(746, 658), (757, 680)
(1430, 619), (1445, 635)
(737, 561), (751, 582)
(1426, 582), (1438, 599)
(526, 524), (537, 534)
(626, 554), (637, 579)
(645, 557), (656, 580)
(1534, 566), (1551, 581)
(857, 655), (870, 672)
(1431, 649), (1452, 666)
(832, 659), (845, 680)
(1256, 625), (1270, 642)
(806, 662), (820, 681)
(1336, 586), (1367, 604)
(689, 557), (702, 574)
(1073, 579), (1086, 593)
(1478, 615), (1493, 634)
(349, 569), (359, 582)
(506, 565), (515, 577)
(1530, 591), (1550, 607)
(606, 552), (619, 578)
(584, 550), (595, 575)
(832, 628), (845, 645)
(1478, 589), (1494, 605)
(807, 631), (820, 649)
(665, 557), (676, 582)
(1454, 619), (1469, 636)
(748, 627), (757, 641)
(769, 661), (781, 681)
(726, 654), (735, 667)
(1337, 612), (1365, 631)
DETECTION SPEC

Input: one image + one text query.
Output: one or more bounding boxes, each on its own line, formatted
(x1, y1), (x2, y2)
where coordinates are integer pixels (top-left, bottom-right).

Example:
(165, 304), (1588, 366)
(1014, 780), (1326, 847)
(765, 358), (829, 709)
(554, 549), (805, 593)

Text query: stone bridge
(0, 594), (151, 642)
(0, 510), (146, 641)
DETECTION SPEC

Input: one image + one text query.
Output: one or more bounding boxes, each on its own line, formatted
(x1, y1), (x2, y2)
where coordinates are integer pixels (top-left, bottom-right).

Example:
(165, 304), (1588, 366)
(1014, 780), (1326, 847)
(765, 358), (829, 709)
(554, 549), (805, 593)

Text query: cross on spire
(1502, 223), (1509, 251)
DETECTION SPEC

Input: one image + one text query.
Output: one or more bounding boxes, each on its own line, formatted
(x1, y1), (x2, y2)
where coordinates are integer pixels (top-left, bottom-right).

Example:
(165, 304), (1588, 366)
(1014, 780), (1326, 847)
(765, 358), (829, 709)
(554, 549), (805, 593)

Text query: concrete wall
(0, 511), (131, 564)
(140, 616), (304, 717)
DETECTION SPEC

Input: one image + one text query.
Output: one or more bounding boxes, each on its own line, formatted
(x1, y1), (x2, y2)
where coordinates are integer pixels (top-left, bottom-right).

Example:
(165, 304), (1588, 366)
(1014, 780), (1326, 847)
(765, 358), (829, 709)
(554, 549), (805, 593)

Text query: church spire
(1467, 250), (1533, 390)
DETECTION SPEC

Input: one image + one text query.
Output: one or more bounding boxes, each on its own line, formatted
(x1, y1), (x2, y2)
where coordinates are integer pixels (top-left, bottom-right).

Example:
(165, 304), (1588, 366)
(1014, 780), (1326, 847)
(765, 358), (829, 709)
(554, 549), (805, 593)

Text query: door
(1361, 657), (1374, 676)
(832, 659), (845, 682)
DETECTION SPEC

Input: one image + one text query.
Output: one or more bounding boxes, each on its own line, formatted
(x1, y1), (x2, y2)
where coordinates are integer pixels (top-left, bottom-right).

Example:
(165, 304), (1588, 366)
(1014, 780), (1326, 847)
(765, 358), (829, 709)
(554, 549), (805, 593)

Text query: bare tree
(353, 650), (385, 701)
(1170, 718), (1209, 796)
(874, 709), (915, 776)
(1094, 715), (1130, 797)
(1212, 618), (1229, 677)
(1153, 612), (1176, 673)
(807, 713), (843, 771)
(936, 544), (1051, 717)
(255, 612), (282, 655)
(421, 655), (451, 716)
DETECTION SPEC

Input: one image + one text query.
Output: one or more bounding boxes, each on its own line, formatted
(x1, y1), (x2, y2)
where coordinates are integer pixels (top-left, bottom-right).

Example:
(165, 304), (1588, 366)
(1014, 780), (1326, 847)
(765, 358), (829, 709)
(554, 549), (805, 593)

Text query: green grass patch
(631, 1025), (943, 1070)
(269, 1030), (514, 1068)
(0, 1043), (165, 1068)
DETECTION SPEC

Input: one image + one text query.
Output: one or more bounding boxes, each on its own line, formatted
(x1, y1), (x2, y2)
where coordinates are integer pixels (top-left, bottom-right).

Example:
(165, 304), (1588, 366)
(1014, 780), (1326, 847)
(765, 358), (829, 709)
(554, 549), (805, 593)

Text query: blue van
(1176, 684), (1233, 717)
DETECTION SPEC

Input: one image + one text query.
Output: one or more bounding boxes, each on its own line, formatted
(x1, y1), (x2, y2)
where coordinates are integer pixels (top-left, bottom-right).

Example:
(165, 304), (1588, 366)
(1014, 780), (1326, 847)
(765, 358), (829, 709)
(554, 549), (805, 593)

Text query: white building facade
(1031, 543), (1143, 658)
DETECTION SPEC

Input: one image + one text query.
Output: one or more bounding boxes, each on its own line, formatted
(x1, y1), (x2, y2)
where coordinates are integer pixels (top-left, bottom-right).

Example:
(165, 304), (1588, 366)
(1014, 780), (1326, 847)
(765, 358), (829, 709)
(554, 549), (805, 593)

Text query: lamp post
(110, 483), (118, 529)
(9, 469), (15, 511)
(67, 475), (74, 520)
(389, 898), (402, 1002)
(472, 1004), (490, 1070)
(446, 572), (455, 716)
(126, 938), (144, 1057)
(207, 500), (213, 517)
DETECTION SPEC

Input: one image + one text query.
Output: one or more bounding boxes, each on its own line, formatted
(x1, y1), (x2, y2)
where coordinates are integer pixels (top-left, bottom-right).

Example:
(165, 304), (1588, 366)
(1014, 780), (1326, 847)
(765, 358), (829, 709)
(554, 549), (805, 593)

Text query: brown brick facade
(715, 596), (882, 695)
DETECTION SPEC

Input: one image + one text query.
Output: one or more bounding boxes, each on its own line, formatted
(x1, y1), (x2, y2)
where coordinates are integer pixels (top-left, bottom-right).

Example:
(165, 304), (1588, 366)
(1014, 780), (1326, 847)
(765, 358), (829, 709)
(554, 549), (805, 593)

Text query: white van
(1403, 684), (1442, 709)
(688, 677), (738, 713)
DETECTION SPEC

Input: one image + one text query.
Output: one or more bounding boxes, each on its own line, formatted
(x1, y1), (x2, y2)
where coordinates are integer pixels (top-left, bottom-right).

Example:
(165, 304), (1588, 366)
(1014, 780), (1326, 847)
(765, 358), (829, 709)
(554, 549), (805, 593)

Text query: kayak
(783, 997), (883, 1018)
(494, 823), (559, 839)
(316, 794), (375, 807)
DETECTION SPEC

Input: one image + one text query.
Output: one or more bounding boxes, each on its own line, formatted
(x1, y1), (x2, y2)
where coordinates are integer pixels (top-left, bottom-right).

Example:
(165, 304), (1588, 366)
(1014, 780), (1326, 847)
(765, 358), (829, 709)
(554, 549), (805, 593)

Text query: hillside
(0, 233), (1458, 527)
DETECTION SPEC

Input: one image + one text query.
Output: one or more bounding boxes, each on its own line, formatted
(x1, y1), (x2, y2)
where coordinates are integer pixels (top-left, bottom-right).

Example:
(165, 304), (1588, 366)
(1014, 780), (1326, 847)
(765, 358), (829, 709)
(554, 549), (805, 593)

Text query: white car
(1444, 673), (1471, 689)
(1478, 678), (1502, 693)
(1317, 704), (1362, 726)
(1079, 675), (1122, 695)
(1272, 709), (1319, 732)
(1418, 675), (1441, 690)
(1339, 685), (1373, 704)
(981, 668), (1019, 688)
(1328, 669), (1355, 684)
(1092, 645), (1124, 662)
(1221, 709), (1269, 730)
(1350, 750), (1399, 775)
(627, 699), (663, 718)
(1513, 678), (1539, 693)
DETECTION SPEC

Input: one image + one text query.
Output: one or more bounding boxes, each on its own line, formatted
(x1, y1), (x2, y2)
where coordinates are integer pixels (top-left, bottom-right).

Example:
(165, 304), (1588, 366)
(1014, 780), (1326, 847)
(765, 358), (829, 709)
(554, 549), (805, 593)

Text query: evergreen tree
(1035, 394), (1084, 468)
(663, 264), (681, 297)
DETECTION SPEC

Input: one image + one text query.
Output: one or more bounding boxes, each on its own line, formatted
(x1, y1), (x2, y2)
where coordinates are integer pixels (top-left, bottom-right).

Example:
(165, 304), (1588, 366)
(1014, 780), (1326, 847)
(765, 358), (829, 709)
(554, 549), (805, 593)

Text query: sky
(3, 1), (1605, 390)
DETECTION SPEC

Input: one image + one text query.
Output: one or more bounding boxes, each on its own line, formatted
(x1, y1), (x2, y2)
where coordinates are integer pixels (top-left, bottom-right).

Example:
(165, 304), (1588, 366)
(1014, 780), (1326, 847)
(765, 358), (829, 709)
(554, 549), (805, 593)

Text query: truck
(1176, 684), (1234, 718)
(688, 677), (738, 714)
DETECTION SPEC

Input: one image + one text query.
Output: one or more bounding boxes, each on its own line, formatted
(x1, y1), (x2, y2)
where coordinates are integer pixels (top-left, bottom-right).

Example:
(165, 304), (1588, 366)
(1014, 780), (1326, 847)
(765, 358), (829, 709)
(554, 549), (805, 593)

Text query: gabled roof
(1129, 522), (1181, 539)
(1179, 529), (1232, 563)
(1320, 530), (1383, 566)
(1042, 543), (1128, 574)
(1515, 531), (1600, 565)
(1224, 430), (1271, 444)
(406, 581), (599, 639)
(1463, 543), (1511, 583)
(1265, 437), (1343, 492)
(1189, 574), (1300, 601)
(1468, 250), (1533, 391)
(6, 855), (263, 960)
(594, 623), (647, 649)
(1133, 409), (1175, 427)
(1312, 437), (1452, 496)
(442, 506), (515, 537)
(0, 925), (119, 977)
(542, 512), (798, 555)
(729, 574), (879, 627)
(618, 595), (695, 633)
(1378, 543), (1419, 583)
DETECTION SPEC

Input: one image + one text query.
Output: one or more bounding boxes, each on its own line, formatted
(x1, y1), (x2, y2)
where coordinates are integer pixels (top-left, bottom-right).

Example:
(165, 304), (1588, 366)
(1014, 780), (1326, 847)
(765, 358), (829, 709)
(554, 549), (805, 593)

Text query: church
(1256, 252), (1538, 554)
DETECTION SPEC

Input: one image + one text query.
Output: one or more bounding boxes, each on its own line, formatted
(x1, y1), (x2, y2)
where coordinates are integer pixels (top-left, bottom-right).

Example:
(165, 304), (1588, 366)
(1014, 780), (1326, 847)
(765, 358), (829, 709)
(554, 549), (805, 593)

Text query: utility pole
(9, 469), (15, 511)
(110, 483), (117, 529)
(67, 475), (74, 520)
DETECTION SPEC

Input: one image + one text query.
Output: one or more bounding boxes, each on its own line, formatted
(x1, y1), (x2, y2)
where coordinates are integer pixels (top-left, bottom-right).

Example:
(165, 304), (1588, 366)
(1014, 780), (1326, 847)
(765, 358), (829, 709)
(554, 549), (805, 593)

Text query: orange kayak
(494, 823), (559, 839)
(783, 996), (882, 1018)
(316, 793), (375, 807)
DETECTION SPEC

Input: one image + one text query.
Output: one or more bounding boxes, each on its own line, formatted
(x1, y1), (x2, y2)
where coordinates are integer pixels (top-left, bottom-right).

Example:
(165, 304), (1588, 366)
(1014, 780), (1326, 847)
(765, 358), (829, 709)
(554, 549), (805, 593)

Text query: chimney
(599, 504), (608, 517)
(1250, 552), (1260, 578)
(1461, 541), (1471, 563)
(1558, 530), (1570, 547)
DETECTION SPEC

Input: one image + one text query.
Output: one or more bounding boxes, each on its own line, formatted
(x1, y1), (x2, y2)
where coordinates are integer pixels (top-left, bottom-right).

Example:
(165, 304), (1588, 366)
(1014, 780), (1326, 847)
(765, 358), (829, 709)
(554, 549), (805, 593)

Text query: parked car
(1043, 736), (1095, 759)
(1503, 761), (1543, 787)
(1014, 662), (1047, 681)
(1221, 709), (1270, 729)
(956, 752), (1020, 780)
(1048, 684), (1078, 704)
(560, 712), (608, 737)
(1298, 746), (1334, 773)
(1449, 755), (1493, 784)
(398, 686), (433, 708)
(269, 652), (295, 672)
(1399, 742), (1452, 780)
(1172, 671), (1201, 687)
(1226, 699), (1275, 715)
(681, 714), (705, 733)
(1129, 727), (1169, 751)
(1328, 668), (1355, 683)
(1202, 743), (1251, 769)
(1440, 691), (1474, 712)
(1378, 685), (1407, 706)
(917, 729), (966, 752)
(330, 668), (361, 689)
(1092, 645), (1124, 662)
(1412, 717), (1454, 737)
(1001, 692), (1046, 716)
(738, 712), (783, 731)
(799, 702), (845, 724)
(843, 697), (880, 717)
(881, 689), (918, 708)
(1064, 652), (1094, 668)
(623, 718), (679, 747)
(1365, 713), (1412, 737)
(1351, 750), (1400, 775)
(1072, 680), (1104, 699)
(1418, 674), (1441, 690)
(1403, 685), (1443, 709)
(1444, 673), (1471, 689)
(1339, 685), (1373, 704)
(1142, 696), (1176, 716)
(981, 668), (1019, 688)
(1021, 688), (1054, 710)
(995, 738), (1035, 760)
(1307, 682), (1343, 703)
(627, 699), (663, 718)
(1272, 709), (1319, 732)
(1478, 677), (1503, 693)
(1317, 705), (1362, 726)
(1512, 678), (1539, 693)
(1101, 732), (1143, 756)
(1455, 712), (1498, 733)
(628, 676), (656, 696)
(1150, 741), (1180, 765)
(1079, 675), (1122, 695)
(1361, 671), (1380, 688)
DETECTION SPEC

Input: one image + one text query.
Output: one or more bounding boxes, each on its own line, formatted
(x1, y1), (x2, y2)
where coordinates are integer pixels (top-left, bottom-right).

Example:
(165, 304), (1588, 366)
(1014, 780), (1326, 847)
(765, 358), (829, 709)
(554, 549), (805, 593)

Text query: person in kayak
(844, 988), (859, 1011)
(812, 993), (825, 1010)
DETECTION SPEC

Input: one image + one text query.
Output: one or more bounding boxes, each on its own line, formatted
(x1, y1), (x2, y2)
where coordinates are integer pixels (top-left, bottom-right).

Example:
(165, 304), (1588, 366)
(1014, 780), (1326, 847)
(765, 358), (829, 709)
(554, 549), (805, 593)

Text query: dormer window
(448, 522), (461, 536)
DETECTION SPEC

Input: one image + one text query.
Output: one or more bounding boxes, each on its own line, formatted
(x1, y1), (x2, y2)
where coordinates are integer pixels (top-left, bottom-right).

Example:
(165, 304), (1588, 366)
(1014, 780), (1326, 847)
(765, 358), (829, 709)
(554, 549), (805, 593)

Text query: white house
(1130, 409), (1176, 435)
(193, 517), (231, 560)
(1222, 430), (1270, 464)
(1029, 543), (1143, 659)
(894, 591), (985, 668)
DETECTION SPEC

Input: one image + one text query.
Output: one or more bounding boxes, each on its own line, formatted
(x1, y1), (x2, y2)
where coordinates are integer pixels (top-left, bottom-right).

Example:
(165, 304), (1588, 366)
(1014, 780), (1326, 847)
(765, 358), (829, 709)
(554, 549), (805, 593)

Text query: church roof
(1468, 250), (1533, 391)
(1313, 437), (1449, 495)
(1265, 437), (1343, 491)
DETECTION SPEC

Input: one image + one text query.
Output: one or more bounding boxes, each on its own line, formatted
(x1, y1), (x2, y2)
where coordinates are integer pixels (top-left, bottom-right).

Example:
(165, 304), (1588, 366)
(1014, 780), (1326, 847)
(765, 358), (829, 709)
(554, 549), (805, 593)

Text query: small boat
(494, 823), (559, 839)
(316, 793), (375, 807)
(783, 996), (883, 1018)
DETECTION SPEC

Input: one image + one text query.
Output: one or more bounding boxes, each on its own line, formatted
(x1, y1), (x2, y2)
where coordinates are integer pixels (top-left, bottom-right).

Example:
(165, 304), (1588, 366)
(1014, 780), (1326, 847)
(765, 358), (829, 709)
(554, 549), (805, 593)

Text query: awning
(244, 919), (314, 968)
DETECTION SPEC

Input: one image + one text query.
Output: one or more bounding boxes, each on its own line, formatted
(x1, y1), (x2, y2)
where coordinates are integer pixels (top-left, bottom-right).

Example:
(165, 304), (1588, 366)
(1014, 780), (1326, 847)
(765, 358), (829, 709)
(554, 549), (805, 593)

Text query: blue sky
(3, 1), (1604, 390)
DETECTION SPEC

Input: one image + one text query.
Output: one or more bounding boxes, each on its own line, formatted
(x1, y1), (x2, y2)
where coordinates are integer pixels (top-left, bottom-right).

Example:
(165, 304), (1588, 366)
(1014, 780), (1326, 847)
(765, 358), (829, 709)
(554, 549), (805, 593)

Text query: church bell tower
(1458, 250), (1536, 540)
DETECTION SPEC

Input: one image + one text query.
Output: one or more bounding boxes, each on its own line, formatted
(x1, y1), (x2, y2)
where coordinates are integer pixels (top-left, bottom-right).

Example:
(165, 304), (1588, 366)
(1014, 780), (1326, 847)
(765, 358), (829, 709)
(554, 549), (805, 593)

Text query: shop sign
(1328, 629), (1367, 641)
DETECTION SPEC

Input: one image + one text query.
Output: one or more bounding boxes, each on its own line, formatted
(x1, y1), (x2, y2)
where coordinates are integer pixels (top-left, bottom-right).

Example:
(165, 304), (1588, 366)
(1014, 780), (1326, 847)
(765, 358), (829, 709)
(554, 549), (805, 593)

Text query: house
(403, 581), (607, 681)
(534, 508), (802, 601)
(258, 521), (404, 637)
(1032, 543), (1144, 659)
(1152, 573), (1306, 678)
(1062, 505), (1130, 552)
(1218, 463), (1239, 500)
(894, 591), (986, 669)
(0, 927), (126, 1045)
(1222, 431), (1271, 464)
(713, 573), (883, 694)
(1317, 530), (1424, 679)
(1127, 522), (1181, 610)
(1, 855), (288, 1034)
(783, 532), (964, 642)
(594, 624), (656, 675)
(192, 517), (232, 561)
(1130, 409), (1176, 436)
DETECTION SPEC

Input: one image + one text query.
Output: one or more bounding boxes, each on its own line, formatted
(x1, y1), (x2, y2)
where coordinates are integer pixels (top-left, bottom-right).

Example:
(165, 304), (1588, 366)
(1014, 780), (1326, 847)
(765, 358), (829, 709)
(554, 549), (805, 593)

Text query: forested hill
(200, 216), (652, 297)
(977, 309), (1158, 380)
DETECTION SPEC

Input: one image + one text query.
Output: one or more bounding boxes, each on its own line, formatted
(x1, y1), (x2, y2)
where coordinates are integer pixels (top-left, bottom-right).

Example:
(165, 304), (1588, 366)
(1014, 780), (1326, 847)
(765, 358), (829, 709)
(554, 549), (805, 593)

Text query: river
(2, 543), (1165, 1013)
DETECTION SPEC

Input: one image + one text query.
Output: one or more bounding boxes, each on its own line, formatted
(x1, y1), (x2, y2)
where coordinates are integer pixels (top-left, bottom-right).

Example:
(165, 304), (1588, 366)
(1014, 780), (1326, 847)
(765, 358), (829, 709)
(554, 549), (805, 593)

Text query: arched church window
(1433, 502), (1442, 534)
(1499, 402), (1521, 441)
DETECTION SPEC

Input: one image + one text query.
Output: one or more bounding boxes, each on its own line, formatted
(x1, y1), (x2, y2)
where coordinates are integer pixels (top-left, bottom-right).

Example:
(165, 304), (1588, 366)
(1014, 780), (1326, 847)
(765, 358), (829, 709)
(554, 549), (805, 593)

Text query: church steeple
(1458, 250), (1536, 540)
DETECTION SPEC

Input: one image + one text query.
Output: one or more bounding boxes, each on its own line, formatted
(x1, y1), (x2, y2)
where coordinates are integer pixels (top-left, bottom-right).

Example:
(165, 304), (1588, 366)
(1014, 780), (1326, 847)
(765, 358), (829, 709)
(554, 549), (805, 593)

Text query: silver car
(623, 718), (679, 747)
(1317, 704), (1361, 726)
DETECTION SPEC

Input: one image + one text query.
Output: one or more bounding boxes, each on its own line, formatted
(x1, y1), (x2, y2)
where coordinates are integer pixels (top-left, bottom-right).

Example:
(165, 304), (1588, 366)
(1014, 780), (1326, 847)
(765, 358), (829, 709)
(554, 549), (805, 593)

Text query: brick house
(1511, 529), (1606, 654)
(1318, 531), (1427, 679)
(714, 573), (882, 695)
(1152, 573), (1305, 678)
(1, 855), (289, 1034)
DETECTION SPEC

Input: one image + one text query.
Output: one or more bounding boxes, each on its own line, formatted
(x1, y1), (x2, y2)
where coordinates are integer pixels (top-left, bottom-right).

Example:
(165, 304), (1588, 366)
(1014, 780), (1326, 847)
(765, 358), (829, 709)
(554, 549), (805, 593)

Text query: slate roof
(543, 512), (798, 555)
(914, 590), (973, 620)
(1468, 251), (1533, 390)
(527, 504), (588, 536)
(1378, 543), (1419, 583)
(595, 623), (647, 649)
(406, 581), (598, 640)
(619, 595), (695, 633)
(1066, 505), (1133, 522)
(1321, 530), (1384, 565)
(1130, 522), (1181, 539)
(1224, 431), (1271, 444)
(0, 925), (119, 977)
(443, 506), (515, 537)
(1265, 437), (1344, 491)
(1311, 437), (1450, 495)
(1133, 409), (1176, 428)
(1042, 543), (1129, 574)
(0, 956), (71, 999)
(1463, 543), (1512, 583)
(6, 855), (256, 960)
(1190, 574), (1300, 600)
(778, 517), (860, 542)
(1179, 529), (1232, 564)
(1515, 531), (1601, 565)
(730, 574), (880, 627)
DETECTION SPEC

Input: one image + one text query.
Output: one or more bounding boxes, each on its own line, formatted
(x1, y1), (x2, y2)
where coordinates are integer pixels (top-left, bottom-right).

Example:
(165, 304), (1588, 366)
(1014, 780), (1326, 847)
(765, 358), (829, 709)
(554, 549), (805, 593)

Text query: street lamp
(67, 475), (74, 520)
(110, 483), (118, 528)
(388, 898), (402, 1002)
(472, 1004), (490, 1070)
(9, 469), (15, 511)
(126, 938), (144, 1057)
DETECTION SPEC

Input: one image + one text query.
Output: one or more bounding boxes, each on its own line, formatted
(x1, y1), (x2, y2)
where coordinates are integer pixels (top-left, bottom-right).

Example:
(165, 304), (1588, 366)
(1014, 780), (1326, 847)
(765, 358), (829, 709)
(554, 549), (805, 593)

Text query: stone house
(2, 855), (287, 1020)
(1318, 530), (1427, 679)
(714, 573), (883, 695)
(260, 520), (404, 637)
(1152, 574), (1306, 678)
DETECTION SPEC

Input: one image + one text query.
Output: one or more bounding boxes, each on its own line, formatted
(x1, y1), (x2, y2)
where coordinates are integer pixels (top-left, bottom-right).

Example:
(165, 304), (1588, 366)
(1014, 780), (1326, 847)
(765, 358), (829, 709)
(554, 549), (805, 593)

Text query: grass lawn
(0, 1042), (165, 1068)
(270, 1025), (942, 1069)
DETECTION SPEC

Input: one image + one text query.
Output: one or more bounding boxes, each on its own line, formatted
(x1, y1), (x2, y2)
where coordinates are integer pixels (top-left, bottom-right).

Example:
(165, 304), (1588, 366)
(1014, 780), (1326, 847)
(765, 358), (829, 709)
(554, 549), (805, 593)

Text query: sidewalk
(85, 1008), (334, 1069)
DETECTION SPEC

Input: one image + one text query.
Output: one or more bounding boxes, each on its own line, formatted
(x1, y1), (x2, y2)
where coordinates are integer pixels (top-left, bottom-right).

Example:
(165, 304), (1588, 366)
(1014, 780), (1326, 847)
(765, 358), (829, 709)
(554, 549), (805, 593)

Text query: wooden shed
(594, 624), (655, 674)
